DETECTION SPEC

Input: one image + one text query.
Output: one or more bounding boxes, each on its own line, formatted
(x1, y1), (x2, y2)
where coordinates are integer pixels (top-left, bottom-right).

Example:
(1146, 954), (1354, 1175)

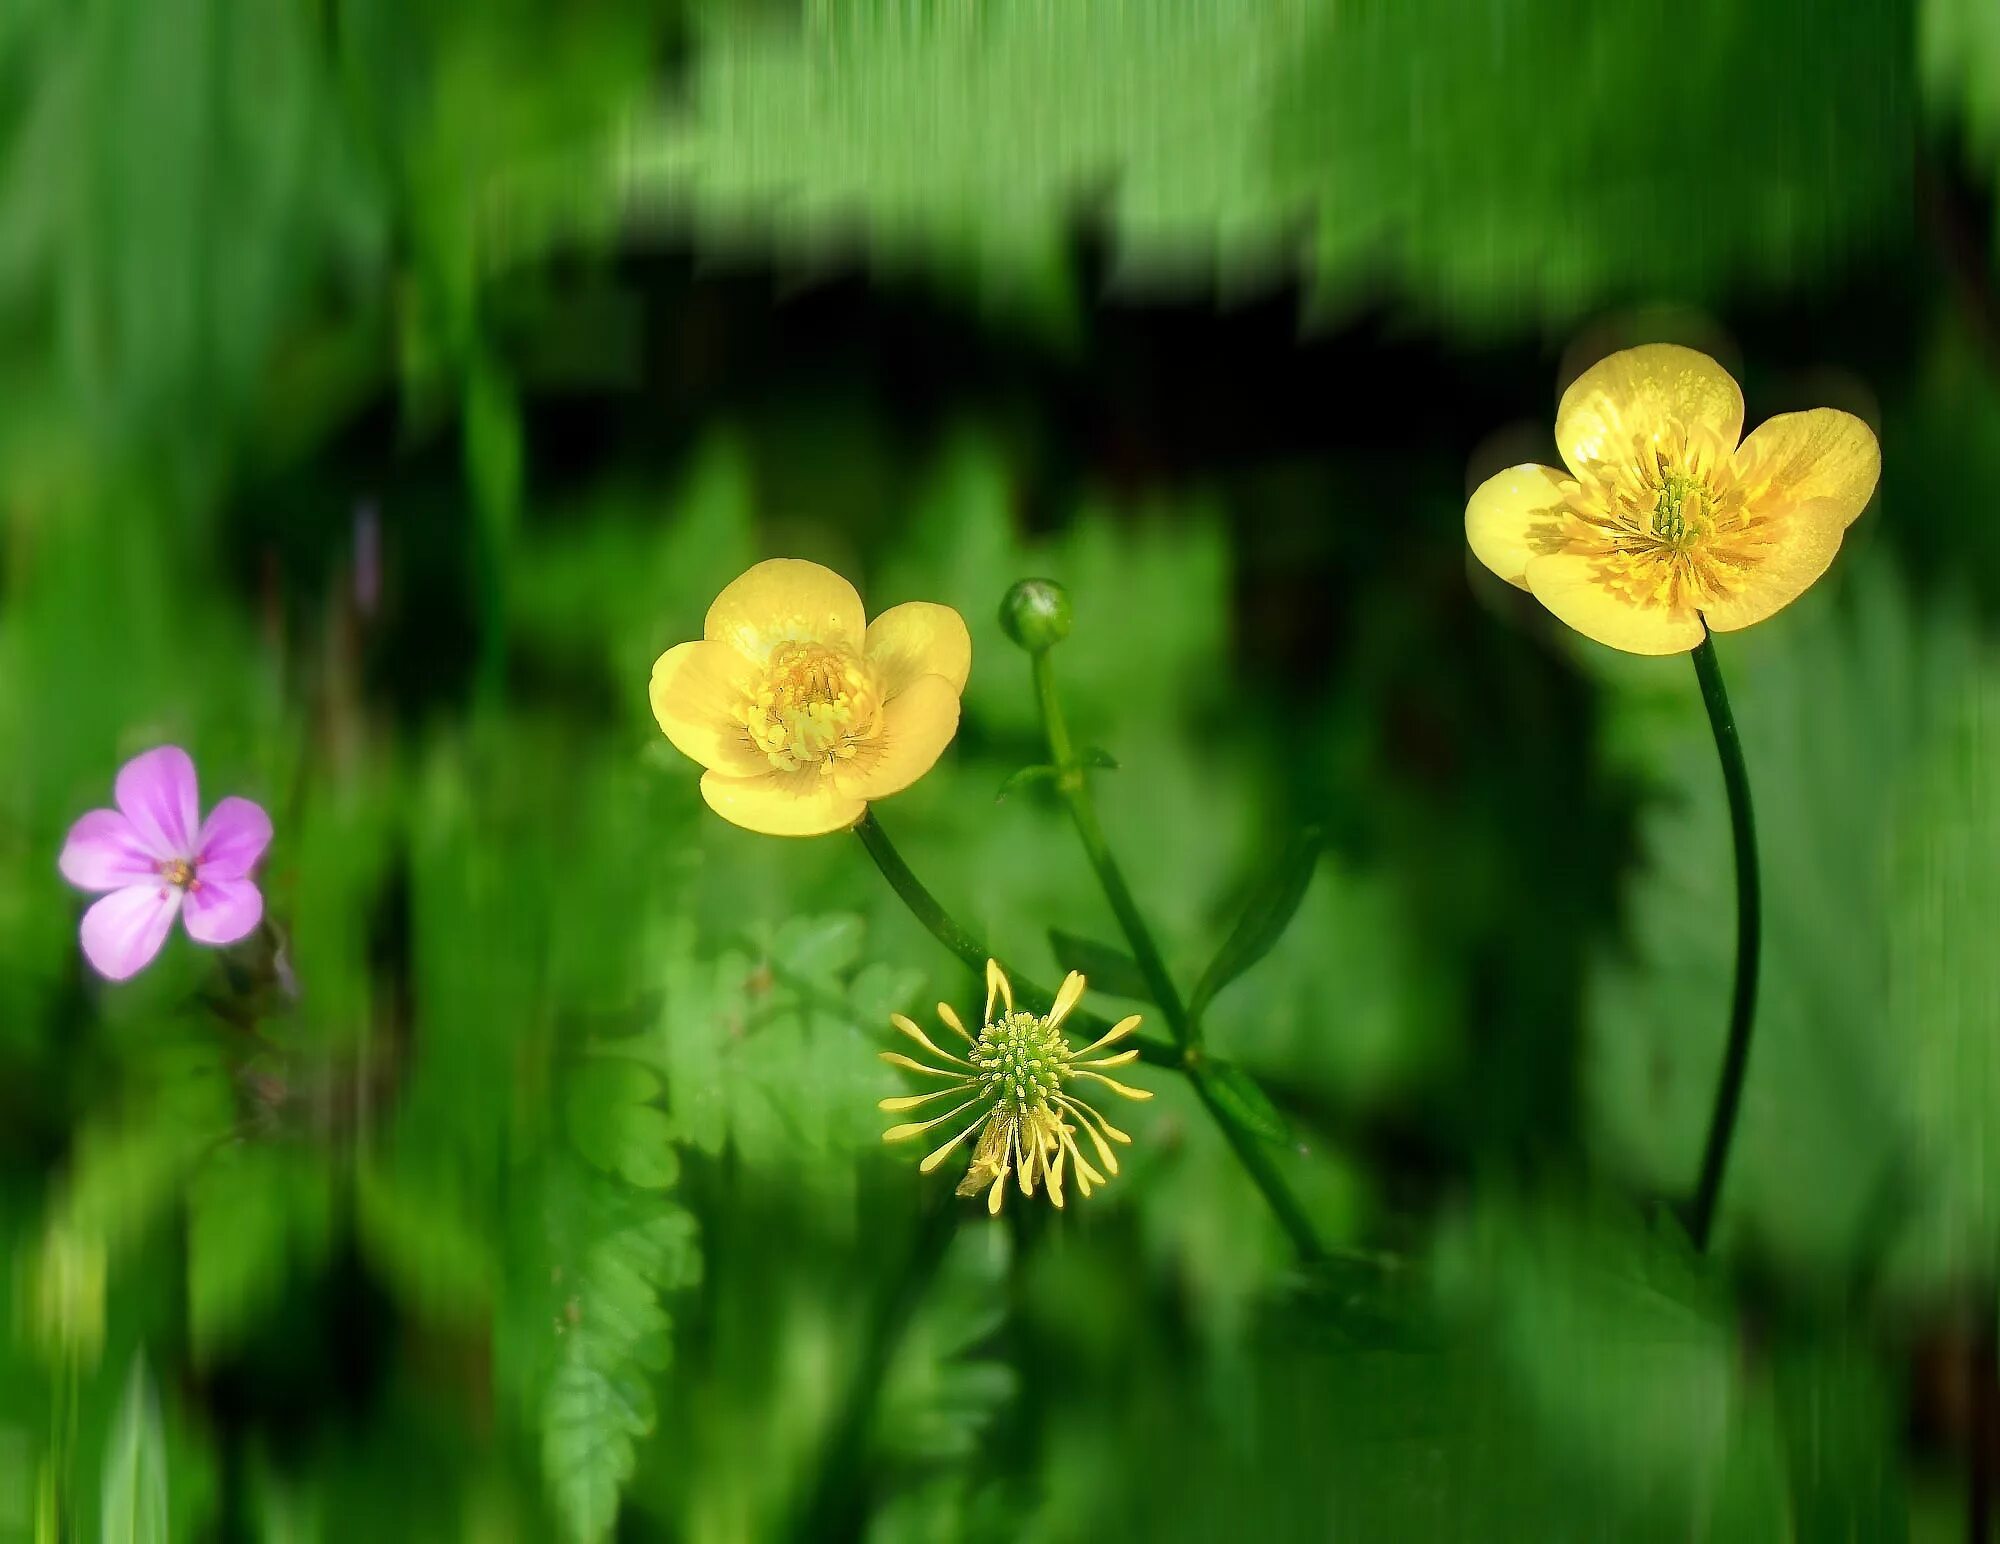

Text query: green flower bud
(999, 579), (1073, 653)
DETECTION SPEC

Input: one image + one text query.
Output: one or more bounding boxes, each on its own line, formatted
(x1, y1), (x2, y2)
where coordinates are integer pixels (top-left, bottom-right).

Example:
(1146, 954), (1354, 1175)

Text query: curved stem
(1032, 652), (1198, 1049)
(853, 810), (990, 978)
(1687, 628), (1762, 1252)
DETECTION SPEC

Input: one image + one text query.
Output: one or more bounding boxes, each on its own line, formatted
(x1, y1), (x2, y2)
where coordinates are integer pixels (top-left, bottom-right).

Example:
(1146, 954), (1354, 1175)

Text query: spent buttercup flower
(881, 960), (1152, 1214)
(650, 558), (971, 836)
(59, 746), (272, 981)
(1466, 343), (1880, 655)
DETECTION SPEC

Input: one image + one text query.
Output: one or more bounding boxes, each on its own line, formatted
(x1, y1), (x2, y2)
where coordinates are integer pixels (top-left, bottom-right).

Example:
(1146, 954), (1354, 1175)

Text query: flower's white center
(974, 1010), (1070, 1114)
(744, 642), (883, 775)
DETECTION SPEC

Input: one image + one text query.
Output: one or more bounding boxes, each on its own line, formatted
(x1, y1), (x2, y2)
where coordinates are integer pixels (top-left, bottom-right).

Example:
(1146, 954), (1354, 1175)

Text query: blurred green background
(3, 0), (1999, 1537)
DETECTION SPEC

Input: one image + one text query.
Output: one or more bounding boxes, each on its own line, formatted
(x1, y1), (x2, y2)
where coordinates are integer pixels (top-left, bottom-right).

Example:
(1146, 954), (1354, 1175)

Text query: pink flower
(58, 747), (273, 981)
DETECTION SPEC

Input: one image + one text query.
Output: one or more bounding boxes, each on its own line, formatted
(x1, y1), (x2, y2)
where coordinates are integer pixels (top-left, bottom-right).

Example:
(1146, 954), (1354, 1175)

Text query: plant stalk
(1687, 628), (1762, 1252)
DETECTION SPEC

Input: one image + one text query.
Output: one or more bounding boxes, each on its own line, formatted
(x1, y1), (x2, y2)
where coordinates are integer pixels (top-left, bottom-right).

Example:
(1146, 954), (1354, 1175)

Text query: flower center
(1649, 466), (1710, 552)
(159, 857), (196, 890)
(742, 642), (883, 775)
(974, 1010), (1070, 1113)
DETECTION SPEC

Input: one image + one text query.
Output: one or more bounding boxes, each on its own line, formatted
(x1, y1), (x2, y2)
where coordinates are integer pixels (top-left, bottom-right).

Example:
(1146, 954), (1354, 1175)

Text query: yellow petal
(985, 959), (1014, 1020)
(649, 641), (763, 775)
(1697, 503), (1850, 635)
(865, 601), (972, 697)
(1465, 464), (1573, 590)
(698, 769), (865, 837)
(704, 558), (865, 661)
(1555, 345), (1744, 480)
(834, 675), (961, 801)
(1048, 971), (1086, 1030)
(1522, 549), (1707, 657)
(1732, 409), (1879, 531)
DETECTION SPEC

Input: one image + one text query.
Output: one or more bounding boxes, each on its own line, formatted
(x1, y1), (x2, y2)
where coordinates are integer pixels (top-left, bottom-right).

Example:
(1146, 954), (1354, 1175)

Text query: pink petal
(115, 746), (200, 859)
(59, 809), (160, 892)
(79, 884), (182, 981)
(182, 876), (263, 946)
(196, 797), (272, 881)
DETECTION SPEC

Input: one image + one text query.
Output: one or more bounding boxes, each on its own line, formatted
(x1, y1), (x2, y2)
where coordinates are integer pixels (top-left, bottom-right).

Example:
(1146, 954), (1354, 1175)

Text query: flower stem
(1027, 649), (1324, 1263)
(1031, 651), (1198, 1049)
(1687, 628), (1762, 1252)
(853, 810), (991, 979)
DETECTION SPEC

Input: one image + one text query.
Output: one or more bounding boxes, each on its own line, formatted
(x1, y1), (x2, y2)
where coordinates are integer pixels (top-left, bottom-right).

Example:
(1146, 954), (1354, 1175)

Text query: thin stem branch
(1031, 651), (1198, 1049)
(1687, 628), (1762, 1252)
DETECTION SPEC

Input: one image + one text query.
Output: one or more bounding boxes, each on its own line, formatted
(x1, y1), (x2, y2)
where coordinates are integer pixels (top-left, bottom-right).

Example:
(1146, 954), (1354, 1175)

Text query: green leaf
(1190, 828), (1324, 1018)
(1047, 929), (1150, 1002)
(101, 1356), (168, 1544)
(1199, 1059), (1292, 1145)
(995, 763), (1058, 801)
(1078, 746), (1120, 771)
(567, 1060), (681, 1191)
(516, 1157), (701, 1544)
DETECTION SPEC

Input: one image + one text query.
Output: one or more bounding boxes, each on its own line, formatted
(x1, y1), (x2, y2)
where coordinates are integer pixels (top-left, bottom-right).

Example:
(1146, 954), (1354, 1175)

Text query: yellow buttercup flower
(1466, 344), (1880, 655)
(880, 960), (1152, 1214)
(650, 558), (971, 836)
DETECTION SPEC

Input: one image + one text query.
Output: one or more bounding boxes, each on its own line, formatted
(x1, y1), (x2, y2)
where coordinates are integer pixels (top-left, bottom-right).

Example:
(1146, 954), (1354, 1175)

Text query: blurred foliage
(0, 0), (1994, 1538)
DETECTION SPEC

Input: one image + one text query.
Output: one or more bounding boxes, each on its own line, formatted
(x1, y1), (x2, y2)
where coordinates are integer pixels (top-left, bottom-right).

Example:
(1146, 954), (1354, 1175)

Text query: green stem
(1687, 628), (1762, 1252)
(853, 810), (991, 979)
(1028, 648), (1323, 1263)
(1031, 652), (1198, 1049)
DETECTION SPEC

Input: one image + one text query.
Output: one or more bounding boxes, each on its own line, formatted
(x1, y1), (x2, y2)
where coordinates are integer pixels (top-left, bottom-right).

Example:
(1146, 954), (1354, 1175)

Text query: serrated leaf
(1198, 1058), (1291, 1145)
(1047, 929), (1150, 1002)
(101, 1356), (168, 1544)
(995, 763), (1058, 801)
(521, 1159), (701, 1544)
(542, 1361), (645, 1544)
(1190, 828), (1324, 1019)
(567, 1060), (680, 1190)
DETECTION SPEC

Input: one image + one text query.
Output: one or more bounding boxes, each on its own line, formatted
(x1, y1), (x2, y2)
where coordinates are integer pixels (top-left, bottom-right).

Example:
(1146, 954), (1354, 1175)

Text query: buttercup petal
(114, 746), (199, 860)
(1555, 345), (1744, 480)
(864, 602), (972, 697)
(1732, 408), (1880, 531)
(1522, 550), (1706, 656)
(698, 768), (866, 837)
(79, 884), (181, 981)
(833, 675), (961, 801)
(649, 640), (765, 776)
(1697, 501), (1852, 635)
(59, 809), (158, 891)
(195, 797), (272, 882)
(183, 877), (263, 946)
(1465, 464), (1573, 590)
(703, 558), (865, 662)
